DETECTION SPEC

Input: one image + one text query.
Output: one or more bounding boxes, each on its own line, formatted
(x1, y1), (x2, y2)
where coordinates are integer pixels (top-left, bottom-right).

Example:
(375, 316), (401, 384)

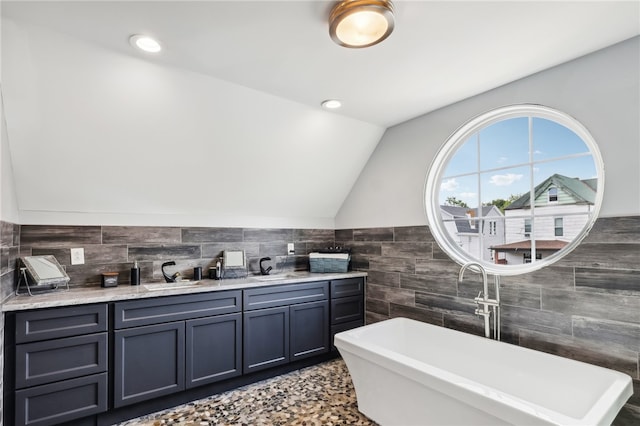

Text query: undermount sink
(143, 281), (199, 291)
(253, 274), (299, 282)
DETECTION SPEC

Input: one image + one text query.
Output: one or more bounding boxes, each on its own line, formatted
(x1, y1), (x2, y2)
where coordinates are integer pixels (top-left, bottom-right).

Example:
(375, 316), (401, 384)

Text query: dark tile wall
(0, 221), (20, 302)
(336, 216), (640, 424)
(3, 218), (639, 422)
(18, 225), (335, 286)
(0, 220), (20, 426)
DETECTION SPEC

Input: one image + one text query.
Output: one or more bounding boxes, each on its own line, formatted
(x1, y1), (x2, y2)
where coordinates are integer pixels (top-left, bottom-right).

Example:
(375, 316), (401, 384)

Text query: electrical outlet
(70, 248), (85, 265)
(287, 243), (295, 255)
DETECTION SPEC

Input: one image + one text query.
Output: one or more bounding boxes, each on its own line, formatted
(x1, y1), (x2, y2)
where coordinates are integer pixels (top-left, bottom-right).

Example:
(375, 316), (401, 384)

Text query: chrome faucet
(458, 262), (500, 340)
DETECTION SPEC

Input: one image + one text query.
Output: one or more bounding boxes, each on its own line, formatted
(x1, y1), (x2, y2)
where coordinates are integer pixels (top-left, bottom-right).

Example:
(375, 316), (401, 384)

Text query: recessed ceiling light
(129, 34), (162, 53)
(322, 99), (342, 109)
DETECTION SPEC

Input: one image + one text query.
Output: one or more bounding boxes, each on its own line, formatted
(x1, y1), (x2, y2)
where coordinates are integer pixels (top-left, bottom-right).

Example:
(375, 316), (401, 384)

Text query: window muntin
(424, 104), (604, 276)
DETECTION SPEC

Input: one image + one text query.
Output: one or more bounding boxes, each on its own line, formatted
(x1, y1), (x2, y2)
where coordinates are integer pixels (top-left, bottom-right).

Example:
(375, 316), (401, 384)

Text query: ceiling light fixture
(322, 99), (342, 109)
(129, 34), (162, 53)
(329, 0), (395, 48)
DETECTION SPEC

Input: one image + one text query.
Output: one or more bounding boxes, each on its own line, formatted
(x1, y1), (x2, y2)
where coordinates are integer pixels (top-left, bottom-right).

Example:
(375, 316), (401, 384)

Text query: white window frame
(424, 104), (605, 276)
(548, 187), (558, 203)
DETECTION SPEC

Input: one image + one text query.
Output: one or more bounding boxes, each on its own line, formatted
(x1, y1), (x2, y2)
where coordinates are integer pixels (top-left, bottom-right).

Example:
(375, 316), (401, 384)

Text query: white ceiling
(1, 1), (638, 228)
(3, 1), (639, 128)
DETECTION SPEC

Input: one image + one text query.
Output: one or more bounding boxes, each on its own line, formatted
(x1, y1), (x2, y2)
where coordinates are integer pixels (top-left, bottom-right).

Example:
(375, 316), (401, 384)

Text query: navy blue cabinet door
(243, 306), (290, 373)
(186, 312), (242, 388)
(113, 322), (185, 407)
(290, 300), (329, 361)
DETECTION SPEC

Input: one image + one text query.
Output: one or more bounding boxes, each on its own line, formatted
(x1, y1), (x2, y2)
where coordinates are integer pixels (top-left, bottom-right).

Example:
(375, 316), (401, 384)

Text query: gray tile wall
(17, 225), (335, 286)
(0, 220), (20, 426)
(336, 216), (640, 425)
(3, 218), (638, 423)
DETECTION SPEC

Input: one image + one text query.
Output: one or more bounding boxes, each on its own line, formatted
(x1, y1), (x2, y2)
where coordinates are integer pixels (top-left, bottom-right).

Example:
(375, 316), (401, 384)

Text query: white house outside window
(555, 217), (564, 236)
(548, 187), (558, 202)
(524, 219), (532, 238)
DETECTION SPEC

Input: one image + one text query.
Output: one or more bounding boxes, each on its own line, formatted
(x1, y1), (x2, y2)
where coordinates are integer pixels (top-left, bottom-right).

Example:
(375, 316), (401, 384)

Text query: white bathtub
(335, 317), (633, 426)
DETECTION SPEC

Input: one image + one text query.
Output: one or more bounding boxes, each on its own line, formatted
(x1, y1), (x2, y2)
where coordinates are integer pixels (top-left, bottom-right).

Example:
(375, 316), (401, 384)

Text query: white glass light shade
(329, 1), (395, 48)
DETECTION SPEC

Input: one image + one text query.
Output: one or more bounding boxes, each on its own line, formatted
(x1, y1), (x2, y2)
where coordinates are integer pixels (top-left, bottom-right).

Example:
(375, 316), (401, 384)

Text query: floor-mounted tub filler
(335, 318), (633, 426)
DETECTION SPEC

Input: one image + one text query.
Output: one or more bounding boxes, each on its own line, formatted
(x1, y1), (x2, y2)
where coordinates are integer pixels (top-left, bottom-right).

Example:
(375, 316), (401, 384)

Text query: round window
(424, 104), (604, 275)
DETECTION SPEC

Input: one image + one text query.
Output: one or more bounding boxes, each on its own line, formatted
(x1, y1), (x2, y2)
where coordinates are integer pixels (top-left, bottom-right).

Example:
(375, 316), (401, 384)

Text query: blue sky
(440, 117), (597, 206)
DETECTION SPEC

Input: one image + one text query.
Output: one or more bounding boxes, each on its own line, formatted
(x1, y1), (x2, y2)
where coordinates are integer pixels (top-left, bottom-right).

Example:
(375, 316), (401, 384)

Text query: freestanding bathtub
(335, 317), (633, 426)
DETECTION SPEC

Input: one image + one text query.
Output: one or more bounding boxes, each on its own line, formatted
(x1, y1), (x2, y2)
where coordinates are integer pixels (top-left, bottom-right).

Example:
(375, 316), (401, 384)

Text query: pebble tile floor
(117, 358), (376, 426)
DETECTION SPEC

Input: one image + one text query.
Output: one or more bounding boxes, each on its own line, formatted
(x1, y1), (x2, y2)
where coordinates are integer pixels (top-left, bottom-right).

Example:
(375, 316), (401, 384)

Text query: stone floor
(117, 358), (376, 426)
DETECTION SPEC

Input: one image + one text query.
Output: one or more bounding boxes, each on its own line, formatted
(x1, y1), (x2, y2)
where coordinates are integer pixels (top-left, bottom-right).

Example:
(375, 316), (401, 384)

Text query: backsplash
(17, 226), (334, 287)
(336, 215), (640, 424)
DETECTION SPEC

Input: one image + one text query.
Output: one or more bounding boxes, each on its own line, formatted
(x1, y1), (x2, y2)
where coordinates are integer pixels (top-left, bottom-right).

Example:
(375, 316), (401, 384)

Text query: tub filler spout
(458, 262), (500, 340)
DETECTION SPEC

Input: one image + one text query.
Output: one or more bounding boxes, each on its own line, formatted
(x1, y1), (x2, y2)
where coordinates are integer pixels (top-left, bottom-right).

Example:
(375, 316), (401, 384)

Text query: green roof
(505, 174), (597, 210)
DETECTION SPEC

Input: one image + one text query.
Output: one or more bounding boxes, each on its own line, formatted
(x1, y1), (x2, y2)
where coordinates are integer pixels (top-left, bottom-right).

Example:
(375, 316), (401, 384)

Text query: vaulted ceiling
(2, 1), (638, 227)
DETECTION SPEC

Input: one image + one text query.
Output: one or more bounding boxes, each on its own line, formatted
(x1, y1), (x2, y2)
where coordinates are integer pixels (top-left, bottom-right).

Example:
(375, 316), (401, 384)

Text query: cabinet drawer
(16, 304), (108, 344)
(243, 281), (328, 311)
(15, 372), (107, 426)
(114, 290), (242, 329)
(16, 333), (107, 389)
(331, 295), (364, 325)
(330, 277), (364, 299)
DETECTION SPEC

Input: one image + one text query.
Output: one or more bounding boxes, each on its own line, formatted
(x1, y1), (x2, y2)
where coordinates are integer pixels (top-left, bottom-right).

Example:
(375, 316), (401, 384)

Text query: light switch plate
(287, 243), (295, 255)
(70, 248), (85, 265)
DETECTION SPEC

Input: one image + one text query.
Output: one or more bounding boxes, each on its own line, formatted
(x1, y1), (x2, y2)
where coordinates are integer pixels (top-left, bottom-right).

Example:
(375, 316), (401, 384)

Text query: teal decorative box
(309, 252), (350, 273)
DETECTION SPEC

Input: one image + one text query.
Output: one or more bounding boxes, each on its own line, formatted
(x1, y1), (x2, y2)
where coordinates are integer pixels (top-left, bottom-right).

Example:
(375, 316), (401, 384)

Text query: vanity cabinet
(10, 304), (109, 426)
(3, 273), (366, 426)
(330, 277), (365, 351)
(113, 290), (242, 407)
(243, 282), (329, 373)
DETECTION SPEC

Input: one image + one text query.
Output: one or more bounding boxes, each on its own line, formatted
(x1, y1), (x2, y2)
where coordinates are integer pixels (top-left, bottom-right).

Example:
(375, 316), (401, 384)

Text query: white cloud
(497, 156), (508, 164)
(489, 173), (523, 186)
(441, 178), (459, 191)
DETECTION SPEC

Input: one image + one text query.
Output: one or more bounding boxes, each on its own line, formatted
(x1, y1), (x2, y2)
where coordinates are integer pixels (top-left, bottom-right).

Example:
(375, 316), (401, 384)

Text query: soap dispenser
(130, 261), (140, 286)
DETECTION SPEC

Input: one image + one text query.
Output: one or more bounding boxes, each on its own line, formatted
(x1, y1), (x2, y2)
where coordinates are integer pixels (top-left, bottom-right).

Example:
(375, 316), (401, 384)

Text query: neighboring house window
(523, 252), (543, 264)
(524, 219), (531, 238)
(555, 217), (564, 236)
(489, 221), (496, 235)
(548, 187), (558, 203)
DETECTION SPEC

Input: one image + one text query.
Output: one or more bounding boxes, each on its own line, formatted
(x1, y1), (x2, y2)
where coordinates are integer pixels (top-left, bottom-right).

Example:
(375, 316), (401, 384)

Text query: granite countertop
(2, 271), (367, 312)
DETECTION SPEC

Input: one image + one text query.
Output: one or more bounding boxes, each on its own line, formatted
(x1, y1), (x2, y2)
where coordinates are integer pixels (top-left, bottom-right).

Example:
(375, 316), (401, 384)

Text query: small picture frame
(223, 250), (246, 269)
